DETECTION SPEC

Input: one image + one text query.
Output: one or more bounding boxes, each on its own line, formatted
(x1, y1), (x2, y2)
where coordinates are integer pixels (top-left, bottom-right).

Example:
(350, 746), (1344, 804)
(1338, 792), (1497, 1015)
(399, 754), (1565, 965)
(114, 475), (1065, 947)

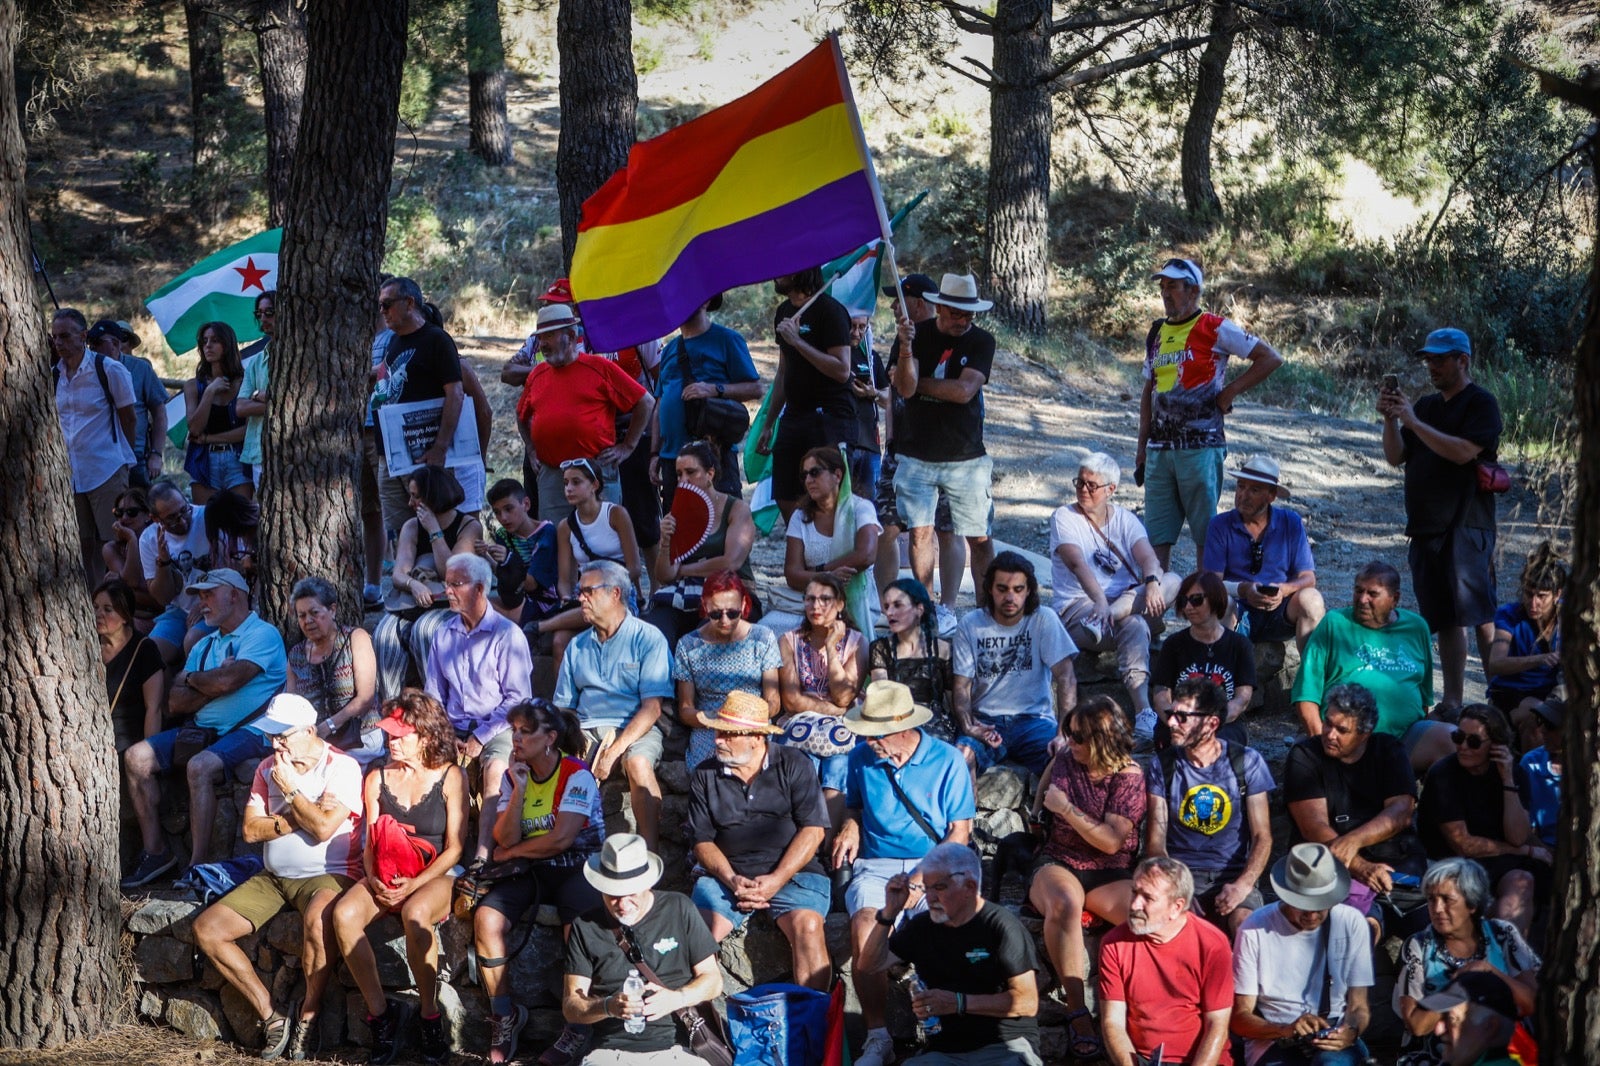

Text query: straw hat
(697, 689), (783, 734)
(843, 681), (933, 737)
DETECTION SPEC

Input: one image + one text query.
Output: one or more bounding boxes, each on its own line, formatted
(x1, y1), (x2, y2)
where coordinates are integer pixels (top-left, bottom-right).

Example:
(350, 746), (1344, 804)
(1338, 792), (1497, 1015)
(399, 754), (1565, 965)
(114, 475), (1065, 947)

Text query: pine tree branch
(1051, 0), (1199, 34)
(939, 57), (996, 89)
(1041, 32), (1219, 90)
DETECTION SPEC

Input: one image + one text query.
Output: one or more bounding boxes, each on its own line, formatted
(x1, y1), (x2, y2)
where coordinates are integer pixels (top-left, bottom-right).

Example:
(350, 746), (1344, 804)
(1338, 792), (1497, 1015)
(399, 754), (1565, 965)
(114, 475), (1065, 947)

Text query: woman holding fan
(647, 441), (758, 648)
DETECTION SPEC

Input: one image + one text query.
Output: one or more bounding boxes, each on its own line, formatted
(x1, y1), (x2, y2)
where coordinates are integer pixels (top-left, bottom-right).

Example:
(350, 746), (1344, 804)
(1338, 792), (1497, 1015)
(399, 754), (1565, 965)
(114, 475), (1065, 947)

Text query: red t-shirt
(516, 354), (647, 464)
(1099, 915), (1234, 1065)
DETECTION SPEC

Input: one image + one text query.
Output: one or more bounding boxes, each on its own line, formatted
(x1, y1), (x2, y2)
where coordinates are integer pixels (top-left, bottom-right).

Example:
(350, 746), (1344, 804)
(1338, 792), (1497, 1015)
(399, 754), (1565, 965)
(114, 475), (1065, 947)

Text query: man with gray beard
(686, 690), (832, 990)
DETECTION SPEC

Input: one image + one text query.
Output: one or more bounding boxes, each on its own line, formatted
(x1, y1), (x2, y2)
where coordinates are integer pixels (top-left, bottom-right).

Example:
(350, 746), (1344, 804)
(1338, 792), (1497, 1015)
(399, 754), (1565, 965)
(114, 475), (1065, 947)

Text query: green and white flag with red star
(145, 228), (280, 355)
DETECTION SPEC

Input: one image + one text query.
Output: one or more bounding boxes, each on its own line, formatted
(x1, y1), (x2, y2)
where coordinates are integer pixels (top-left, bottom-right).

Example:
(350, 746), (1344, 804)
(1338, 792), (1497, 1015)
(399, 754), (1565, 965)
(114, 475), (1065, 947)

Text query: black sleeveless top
(378, 768), (450, 853)
(410, 511), (472, 563)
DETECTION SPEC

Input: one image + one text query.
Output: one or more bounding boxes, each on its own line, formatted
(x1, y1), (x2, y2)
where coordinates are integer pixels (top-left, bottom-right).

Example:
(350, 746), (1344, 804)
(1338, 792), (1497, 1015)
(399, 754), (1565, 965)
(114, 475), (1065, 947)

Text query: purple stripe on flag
(576, 173), (880, 352)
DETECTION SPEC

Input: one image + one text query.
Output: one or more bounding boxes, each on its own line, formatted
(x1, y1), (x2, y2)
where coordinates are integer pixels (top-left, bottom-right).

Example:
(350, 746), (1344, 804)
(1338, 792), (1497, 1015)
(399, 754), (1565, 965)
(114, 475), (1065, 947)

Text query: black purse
(673, 337), (750, 446)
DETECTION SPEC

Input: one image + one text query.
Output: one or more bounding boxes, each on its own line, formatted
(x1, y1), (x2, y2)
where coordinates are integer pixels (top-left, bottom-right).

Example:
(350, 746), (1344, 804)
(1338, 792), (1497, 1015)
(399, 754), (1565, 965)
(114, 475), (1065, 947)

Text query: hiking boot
(488, 1004), (529, 1065)
(259, 1009), (292, 1061)
(538, 1023), (591, 1066)
(121, 849), (178, 889)
(367, 998), (413, 1065)
(418, 1012), (451, 1065)
(284, 1015), (316, 1061)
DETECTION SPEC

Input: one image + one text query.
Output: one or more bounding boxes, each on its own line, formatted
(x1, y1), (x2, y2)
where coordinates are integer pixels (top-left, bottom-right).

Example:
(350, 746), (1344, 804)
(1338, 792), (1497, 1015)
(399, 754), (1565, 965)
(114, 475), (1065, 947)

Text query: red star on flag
(234, 257), (270, 292)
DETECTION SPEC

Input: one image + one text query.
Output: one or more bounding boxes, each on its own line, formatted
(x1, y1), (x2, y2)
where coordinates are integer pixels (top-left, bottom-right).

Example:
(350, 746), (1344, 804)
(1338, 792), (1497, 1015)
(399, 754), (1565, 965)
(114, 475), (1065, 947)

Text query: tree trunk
(1179, 1), (1238, 220)
(555, 0), (636, 270)
(258, 0), (408, 631)
(185, 0), (229, 221)
(1540, 110), (1600, 1064)
(0, 0), (123, 1048)
(254, 0), (307, 229)
(467, 0), (511, 166)
(985, 0), (1051, 335)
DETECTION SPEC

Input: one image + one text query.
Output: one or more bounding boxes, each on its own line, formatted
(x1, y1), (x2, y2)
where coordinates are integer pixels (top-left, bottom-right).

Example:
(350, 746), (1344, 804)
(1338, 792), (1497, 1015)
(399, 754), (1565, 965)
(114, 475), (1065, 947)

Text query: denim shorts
(956, 712), (1058, 775)
(197, 447), (252, 492)
(692, 870), (831, 930)
(148, 724), (270, 773)
(893, 454), (993, 537)
(1142, 446), (1224, 549)
(845, 856), (930, 916)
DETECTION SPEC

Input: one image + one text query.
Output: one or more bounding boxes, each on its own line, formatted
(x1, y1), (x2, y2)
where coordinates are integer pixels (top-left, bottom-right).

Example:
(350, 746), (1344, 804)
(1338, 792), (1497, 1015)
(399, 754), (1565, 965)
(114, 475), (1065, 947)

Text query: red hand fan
(669, 482), (715, 565)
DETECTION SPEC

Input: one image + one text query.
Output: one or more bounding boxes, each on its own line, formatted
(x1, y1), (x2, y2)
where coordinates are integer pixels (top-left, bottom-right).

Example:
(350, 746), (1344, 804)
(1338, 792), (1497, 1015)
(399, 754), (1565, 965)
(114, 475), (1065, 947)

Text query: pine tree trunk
(555, 0), (636, 270)
(1180, 1), (1237, 220)
(467, 0), (511, 166)
(258, 0), (408, 631)
(185, 0), (229, 221)
(254, 0), (307, 229)
(0, 0), (123, 1047)
(985, 0), (1051, 335)
(1539, 119), (1600, 1064)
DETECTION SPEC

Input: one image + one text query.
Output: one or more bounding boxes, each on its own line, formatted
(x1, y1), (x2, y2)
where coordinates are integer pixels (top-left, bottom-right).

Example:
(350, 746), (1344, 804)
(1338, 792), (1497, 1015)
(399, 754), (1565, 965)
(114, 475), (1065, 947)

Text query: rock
(972, 807), (1027, 859)
(507, 922), (568, 1008)
(974, 766), (1027, 811)
(438, 979), (490, 1054)
(139, 987), (167, 1022)
(659, 793), (691, 845)
(127, 898), (203, 939)
(165, 988), (227, 1042)
(716, 916), (795, 993)
(135, 934), (196, 984)
(262, 910), (303, 956)
(220, 982), (267, 1049)
(825, 913), (851, 968)
(657, 758), (691, 796)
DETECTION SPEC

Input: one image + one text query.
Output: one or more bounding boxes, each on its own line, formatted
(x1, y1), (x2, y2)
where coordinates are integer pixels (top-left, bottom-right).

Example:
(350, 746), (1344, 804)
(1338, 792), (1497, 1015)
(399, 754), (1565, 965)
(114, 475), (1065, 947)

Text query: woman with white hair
(1048, 452), (1181, 749)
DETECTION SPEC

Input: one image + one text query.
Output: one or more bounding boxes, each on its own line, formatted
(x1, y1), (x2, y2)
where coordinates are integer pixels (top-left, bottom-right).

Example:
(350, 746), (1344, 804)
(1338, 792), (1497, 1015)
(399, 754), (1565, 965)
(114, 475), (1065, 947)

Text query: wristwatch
(874, 909), (896, 927)
(1143, 574), (1159, 584)
(715, 383), (726, 398)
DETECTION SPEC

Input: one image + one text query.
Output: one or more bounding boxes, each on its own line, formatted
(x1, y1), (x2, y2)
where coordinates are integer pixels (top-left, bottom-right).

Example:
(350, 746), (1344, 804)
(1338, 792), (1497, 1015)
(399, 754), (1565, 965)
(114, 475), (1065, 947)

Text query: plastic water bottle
(622, 969), (647, 1034)
(907, 966), (941, 1038)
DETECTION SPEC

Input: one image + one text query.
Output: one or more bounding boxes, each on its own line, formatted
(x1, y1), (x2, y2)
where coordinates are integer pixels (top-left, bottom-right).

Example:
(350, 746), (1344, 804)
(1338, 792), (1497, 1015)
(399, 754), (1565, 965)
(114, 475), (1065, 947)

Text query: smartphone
(1256, 584), (1279, 596)
(1382, 373), (1399, 392)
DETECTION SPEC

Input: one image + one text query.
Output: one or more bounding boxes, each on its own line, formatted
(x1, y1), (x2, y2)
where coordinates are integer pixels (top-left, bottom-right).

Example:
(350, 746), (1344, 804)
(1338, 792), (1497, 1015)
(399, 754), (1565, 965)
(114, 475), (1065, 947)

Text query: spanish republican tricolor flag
(570, 36), (885, 352)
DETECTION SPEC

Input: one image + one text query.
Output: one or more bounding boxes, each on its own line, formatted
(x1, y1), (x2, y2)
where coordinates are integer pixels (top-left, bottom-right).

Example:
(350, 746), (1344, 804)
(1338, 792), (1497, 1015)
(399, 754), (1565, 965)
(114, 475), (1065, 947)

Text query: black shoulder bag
(884, 765), (943, 845)
(672, 337), (750, 446)
(612, 924), (733, 1066)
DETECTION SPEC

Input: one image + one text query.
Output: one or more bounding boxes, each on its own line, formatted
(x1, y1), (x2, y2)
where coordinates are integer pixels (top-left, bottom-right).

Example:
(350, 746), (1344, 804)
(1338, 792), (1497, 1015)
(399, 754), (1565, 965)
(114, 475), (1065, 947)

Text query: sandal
(1062, 1007), (1104, 1061)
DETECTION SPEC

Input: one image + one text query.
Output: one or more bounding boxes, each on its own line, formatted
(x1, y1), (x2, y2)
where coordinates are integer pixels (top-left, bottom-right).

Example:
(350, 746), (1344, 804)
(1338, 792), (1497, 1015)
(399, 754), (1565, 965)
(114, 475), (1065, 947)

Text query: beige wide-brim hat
(843, 680), (933, 738)
(922, 272), (993, 314)
(1225, 454), (1291, 499)
(583, 833), (664, 896)
(1270, 842), (1350, 911)
(532, 302), (581, 334)
(697, 689), (783, 734)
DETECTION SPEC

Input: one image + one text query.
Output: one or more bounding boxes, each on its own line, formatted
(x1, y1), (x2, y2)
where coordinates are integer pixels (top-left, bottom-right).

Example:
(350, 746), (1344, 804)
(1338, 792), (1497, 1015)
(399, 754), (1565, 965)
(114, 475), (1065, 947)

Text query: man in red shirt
(516, 304), (655, 522)
(1100, 857), (1235, 1066)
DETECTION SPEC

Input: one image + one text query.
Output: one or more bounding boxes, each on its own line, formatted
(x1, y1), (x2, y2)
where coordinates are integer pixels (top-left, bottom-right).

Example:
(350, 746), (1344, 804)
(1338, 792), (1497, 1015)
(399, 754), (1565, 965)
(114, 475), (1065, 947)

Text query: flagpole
(827, 32), (911, 326)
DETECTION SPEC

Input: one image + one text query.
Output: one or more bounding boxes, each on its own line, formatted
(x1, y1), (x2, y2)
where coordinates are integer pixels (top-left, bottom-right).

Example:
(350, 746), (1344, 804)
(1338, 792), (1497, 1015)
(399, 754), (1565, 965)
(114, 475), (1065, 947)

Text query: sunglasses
(254, 308), (275, 318)
(1166, 709), (1209, 723)
(704, 608), (742, 621)
(801, 466), (829, 480)
(1248, 538), (1266, 574)
(1067, 730), (1091, 744)
(1450, 730), (1485, 749)
(1091, 547), (1119, 576)
(1183, 593), (1208, 608)
(378, 297), (407, 311)
(114, 507), (147, 519)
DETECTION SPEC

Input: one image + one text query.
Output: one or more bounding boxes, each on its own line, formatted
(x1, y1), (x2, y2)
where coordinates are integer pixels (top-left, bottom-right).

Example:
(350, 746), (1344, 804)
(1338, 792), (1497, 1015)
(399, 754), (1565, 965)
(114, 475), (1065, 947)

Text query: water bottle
(622, 969), (647, 1034)
(907, 966), (941, 1038)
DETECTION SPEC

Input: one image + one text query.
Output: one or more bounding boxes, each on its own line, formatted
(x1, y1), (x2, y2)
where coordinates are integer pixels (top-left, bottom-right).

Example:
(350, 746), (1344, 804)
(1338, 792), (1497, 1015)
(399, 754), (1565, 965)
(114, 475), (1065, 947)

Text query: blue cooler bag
(728, 982), (831, 1066)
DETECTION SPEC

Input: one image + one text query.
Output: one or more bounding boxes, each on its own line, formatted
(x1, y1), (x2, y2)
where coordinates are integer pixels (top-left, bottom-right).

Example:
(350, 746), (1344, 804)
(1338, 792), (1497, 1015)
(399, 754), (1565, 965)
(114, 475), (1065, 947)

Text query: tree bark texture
(254, 0), (307, 229)
(984, 0), (1052, 335)
(555, 0), (636, 270)
(184, 0), (228, 220)
(1539, 121), (1600, 1064)
(0, 0), (123, 1047)
(258, 0), (407, 631)
(467, 0), (511, 166)
(1179, 1), (1237, 220)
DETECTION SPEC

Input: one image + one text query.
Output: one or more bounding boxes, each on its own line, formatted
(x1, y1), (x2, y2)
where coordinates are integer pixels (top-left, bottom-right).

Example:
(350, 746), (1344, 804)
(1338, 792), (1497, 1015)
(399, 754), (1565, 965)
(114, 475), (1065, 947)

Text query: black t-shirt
(687, 744), (830, 878)
(1151, 628), (1257, 701)
(888, 902), (1040, 1054)
(565, 891), (718, 1053)
(1283, 733), (1421, 867)
(107, 636), (164, 746)
(1401, 382), (1501, 536)
(1417, 754), (1530, 860)
(378, 321), (463, 405)
(885, 315), (933, 454)
(899, 322), (995, 463)
(851, 344), (887, 448)
(775, 294), (853, 419)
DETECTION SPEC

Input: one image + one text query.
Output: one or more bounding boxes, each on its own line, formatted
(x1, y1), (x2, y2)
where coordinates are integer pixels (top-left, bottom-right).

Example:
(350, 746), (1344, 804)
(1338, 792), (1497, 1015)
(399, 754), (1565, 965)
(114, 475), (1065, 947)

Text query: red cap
(375, 708), (416, 738)
(539, 277), (574, 304)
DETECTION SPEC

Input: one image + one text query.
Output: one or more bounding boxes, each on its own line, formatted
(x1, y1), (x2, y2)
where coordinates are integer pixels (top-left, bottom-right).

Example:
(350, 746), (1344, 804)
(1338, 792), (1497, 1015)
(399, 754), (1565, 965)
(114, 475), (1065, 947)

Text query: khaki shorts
(580, 719), (665, 769)
(217, 871), (354, 931)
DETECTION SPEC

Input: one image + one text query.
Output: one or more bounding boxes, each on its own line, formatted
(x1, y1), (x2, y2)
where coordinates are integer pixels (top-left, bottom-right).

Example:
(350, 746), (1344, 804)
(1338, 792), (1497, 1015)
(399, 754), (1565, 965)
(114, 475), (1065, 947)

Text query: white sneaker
(1132, 707), (1158, 753)
(856, 1028), (896, 1066)
(935, 605), (958, 638)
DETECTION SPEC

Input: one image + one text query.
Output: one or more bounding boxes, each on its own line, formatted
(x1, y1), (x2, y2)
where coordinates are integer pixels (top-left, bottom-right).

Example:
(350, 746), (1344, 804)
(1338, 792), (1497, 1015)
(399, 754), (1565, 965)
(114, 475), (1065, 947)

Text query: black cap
(1416, 970), (1518, 1021)
(1532, 697), (1565, 729)
(86, 318), (127, 342)
(882, 273), (937, 300)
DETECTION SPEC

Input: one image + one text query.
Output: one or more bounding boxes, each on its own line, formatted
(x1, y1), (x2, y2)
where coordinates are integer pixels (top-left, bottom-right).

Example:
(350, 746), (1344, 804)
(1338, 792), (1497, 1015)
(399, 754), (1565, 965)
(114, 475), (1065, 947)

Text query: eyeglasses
(114, 507), (147, 519)
(1183, 593), (1208, 608)
(1450, 730), (1485, 750)
(576, 583), (615, 599)
(1072, 477), (1109, 494)
(801, 466), (829, 480)
(804, 594), (838, 606)
(156, 504), (192, 530)
(444, 579), (474, 589)
(1248, 538), (1265, 574)
(704, 608), (742, 621)
(561, 458), (597, 471)
(254, 308), (275, 319)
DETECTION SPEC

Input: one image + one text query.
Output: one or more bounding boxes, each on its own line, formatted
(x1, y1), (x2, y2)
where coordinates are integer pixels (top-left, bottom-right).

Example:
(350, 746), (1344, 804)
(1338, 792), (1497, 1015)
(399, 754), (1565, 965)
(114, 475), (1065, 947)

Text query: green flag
(146, 229), (281, 355)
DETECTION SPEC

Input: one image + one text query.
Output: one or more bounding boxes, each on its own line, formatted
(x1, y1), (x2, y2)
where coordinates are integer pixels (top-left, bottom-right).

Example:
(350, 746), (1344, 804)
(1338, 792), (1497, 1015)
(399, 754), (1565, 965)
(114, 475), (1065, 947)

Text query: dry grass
(0, 1026), (266, 1066)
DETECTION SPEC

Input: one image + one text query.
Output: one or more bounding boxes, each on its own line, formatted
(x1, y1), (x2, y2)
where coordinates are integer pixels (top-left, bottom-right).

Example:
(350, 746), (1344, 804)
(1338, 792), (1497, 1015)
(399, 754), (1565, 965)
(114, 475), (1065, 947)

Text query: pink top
(1043, 756), (1145, 871)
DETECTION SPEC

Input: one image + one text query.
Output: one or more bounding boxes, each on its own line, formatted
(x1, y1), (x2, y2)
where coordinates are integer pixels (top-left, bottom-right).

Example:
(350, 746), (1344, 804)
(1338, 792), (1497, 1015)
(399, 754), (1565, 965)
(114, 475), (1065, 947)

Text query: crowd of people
(50, 257), (1565, 1066)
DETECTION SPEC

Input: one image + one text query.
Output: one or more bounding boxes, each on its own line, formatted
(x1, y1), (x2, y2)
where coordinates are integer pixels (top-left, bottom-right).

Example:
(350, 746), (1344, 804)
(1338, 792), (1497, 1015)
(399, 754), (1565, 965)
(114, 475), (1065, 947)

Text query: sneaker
(121, 849), (178, 889)
(362, 584), (383, 611)
(368, 998), (414, 1065)
(935, 604), (958, 638)
(418, 1013), (451, 1065)
(856, 1028), (896, 1066)
(1131, 707), (1158, 753)
(538, 1023), (591, 1066)
(284, 1015), (316, 1061)
(488, 1004), (529, 1065)
(259, 1009), (292, 1061)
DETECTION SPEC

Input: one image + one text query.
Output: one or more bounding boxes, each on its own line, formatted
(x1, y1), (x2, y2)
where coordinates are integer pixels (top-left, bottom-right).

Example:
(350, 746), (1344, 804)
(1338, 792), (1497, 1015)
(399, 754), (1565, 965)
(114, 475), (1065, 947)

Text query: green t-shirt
(1292, 606), (1434, 737)
(240, 347), (269, 466)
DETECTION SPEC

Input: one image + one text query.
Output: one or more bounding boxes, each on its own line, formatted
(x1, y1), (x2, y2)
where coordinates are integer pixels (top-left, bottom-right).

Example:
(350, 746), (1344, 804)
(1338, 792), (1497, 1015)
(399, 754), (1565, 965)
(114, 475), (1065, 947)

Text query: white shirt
(246, 745), (364, 880)
(55, 350), (136, 491)
(770, 496), (883, 613)
(1049, 503), (1150, 612)
(139, 504), (212, 614)
(1233, 903), (1375, 1066)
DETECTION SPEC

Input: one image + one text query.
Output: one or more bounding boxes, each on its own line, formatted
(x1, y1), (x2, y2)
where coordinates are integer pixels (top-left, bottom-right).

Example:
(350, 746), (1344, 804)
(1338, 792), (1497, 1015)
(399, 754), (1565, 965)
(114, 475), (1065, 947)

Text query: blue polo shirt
(554, 614), (674, 730)
(653, 325), (759, 459)
(1203, 505), (1314, 585)
(185, 612), (288, 733)
(846, 731), (976, 860)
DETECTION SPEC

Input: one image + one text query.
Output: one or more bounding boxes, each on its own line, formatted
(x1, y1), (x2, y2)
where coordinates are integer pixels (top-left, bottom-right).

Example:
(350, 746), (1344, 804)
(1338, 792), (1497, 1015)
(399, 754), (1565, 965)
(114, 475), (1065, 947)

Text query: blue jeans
(692, 871), (831, 931)
(1254, 1039), (1370, 1066)
(956, 713), (1058, 775)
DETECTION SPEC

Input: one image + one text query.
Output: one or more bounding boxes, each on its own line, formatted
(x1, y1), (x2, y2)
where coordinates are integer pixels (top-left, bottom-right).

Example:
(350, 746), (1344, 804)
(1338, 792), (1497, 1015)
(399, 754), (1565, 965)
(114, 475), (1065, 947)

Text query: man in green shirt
(236, 290), (275, 488)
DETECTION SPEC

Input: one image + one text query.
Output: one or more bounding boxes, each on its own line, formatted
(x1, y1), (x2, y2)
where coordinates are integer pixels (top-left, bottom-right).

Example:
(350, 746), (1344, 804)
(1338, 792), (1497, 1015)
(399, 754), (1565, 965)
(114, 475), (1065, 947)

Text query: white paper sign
(376, 396), (482, 478)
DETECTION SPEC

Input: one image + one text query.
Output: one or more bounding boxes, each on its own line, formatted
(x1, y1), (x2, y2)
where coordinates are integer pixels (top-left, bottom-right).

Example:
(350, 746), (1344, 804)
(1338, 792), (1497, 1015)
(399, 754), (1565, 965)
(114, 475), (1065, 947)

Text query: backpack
(1155, 739), (1251, 805)
(52, 349), (121, 445)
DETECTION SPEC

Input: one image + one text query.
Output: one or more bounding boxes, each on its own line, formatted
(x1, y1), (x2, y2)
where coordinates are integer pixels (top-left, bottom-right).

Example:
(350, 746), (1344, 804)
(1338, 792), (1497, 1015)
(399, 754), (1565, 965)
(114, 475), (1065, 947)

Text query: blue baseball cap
(1416, 327), (1472, 357)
